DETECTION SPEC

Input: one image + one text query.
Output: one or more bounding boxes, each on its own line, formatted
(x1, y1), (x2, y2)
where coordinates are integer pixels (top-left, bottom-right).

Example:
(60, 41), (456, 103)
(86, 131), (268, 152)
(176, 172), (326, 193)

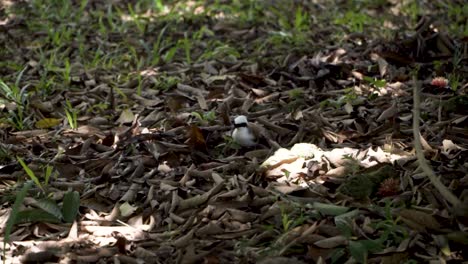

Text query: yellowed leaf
(35, 118), (62, 129)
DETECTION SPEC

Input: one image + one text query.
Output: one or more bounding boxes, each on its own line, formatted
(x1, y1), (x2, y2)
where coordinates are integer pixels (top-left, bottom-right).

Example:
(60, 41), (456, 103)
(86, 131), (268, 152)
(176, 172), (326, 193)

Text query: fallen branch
(412, 77), (460, 206)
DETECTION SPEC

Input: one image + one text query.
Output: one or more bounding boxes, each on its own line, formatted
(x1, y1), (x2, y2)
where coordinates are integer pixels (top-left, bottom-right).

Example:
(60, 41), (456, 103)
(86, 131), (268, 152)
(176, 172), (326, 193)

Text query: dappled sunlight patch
(0, 4), (15, 26)
(138, 67), (159, 77)
(260, 143), (410, 200)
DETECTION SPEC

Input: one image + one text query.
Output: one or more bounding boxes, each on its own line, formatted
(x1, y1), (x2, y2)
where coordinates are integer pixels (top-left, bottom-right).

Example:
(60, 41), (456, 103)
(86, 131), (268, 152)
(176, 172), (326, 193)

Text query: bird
(232, 115), (257, 147)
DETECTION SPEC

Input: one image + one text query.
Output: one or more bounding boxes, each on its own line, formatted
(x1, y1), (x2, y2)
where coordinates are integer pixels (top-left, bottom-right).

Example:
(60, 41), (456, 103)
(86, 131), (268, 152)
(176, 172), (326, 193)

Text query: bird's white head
(234, 115), (249, 125)
(232, 115), (256, 147)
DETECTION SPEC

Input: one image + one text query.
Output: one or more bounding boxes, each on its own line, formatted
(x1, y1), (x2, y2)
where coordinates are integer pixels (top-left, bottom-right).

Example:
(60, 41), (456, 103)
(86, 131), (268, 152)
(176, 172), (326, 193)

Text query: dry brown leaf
(398, 209), (441, 232)
(307, 246), (334, 263)
(173, 229), (194, 248)
(188, 124), (207, 151)
(195, 221), (224, 236)
(377, 56), (389, 77)
(196, 94), (208, 110)
(313, 235), (348, 248)
(377, 101), (397, 122)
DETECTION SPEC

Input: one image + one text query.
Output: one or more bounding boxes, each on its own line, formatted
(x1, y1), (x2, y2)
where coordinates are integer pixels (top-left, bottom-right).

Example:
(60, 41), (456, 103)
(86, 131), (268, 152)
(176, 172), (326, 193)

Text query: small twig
(412, 77), (460, 206)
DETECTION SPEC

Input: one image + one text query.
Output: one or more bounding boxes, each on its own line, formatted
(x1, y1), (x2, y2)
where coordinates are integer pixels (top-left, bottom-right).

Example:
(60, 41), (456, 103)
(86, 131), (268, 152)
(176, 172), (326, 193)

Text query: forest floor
(1, 0), (468, 263)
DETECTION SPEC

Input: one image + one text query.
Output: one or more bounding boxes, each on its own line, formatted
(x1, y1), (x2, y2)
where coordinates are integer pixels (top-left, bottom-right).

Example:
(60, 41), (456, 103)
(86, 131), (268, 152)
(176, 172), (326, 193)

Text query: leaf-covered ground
(1, 0), (468, 263)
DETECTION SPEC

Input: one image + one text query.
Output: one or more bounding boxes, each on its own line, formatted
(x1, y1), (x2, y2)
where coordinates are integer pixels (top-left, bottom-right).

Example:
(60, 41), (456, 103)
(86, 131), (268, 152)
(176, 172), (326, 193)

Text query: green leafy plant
(0, 69), (30, 130)
(199, 42), (240, 61)
(182, 32), (192, 64)
(17, 157), (44, 192)
(152, 0), (165, 12)
(320, 88), (366, 110)
(3, 181), (33, 261)
(63, 58), (71, 85)
(334, 11), (372, 33)
(445, 3), (468, 37)
(6, 190), (80, 226)
(363, 76), (387, 89)
(448, 72), (460, 91)
(163, 45), (179, 63)
(280, 207), (294, 233)
(433, 60), (443, 73)
(127, 3), (146, 34)
(155, 75), (180, 91)
(151, 25), (169, 65)
(287, 88), (305, 111)
(348, 239), (383, 263)
(263, 4), (310, 46)
(330, 208), (387, 263)
(43, 165), (54, 186)
(289, 88), (304, 99)
(220, 135), (242, 151)
(98, 13), (109, 35)
(191, 111), (216, 125)
(193, 25), (214, 40)
(64, 99), (78, 129)
(401, 1), (420, 23)
(254, 203), (310, 257)
(79, 0), (89, 14)
(293, 6), (309, 32)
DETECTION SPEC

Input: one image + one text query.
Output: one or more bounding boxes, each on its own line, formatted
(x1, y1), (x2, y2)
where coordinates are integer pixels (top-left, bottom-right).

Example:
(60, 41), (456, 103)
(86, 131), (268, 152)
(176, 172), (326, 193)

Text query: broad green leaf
(335, 219), (353, 238)
(4, 181), (33, 243)
(349, 240), (368, 263)
(35, 198), (63, 220)
(334, 209), (361, 238)
(15, 209), (61, 224)
(360, 239), (384, 253)
(62, 191), (80, 223)
(330, 248), (346, 264)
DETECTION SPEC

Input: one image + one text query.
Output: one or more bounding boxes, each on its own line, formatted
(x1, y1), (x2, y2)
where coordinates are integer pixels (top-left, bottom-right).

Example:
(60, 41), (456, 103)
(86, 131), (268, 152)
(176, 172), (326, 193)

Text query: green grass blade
(44, 165), (53, 186)
(4, 181), (33, 243)
(17, 157), (44, 192)
(0, 80), (13, 100)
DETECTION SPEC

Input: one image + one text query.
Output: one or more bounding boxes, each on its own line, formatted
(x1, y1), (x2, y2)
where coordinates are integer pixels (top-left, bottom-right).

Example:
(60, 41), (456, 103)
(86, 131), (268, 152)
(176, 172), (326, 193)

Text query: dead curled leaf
(398, 209), (441, 232)
(178, 182), (224, 211)
(313, 235), (348, 248)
